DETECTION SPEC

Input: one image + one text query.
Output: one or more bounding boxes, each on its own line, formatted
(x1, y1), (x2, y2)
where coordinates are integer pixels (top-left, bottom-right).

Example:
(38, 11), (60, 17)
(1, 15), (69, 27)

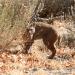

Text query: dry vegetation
(0, 42), (75, 75)
(0, 0), (75, 75)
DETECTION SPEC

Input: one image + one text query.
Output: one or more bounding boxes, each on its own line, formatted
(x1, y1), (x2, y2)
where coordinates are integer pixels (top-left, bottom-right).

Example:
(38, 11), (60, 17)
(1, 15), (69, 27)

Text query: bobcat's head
(27, 26), (35, 39)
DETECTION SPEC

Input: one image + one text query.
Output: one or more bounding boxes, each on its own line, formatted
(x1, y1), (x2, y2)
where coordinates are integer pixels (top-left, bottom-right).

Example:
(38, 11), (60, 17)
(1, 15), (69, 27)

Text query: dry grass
(0, 42), (75, 75)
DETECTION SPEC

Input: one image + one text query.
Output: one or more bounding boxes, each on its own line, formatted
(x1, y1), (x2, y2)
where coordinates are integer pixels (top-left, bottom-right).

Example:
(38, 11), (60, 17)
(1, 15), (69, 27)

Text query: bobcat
(23, 22), (58, 59)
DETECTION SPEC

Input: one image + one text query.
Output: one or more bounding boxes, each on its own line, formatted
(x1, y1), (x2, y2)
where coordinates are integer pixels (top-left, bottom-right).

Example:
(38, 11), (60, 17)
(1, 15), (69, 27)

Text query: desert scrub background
(0, 0), (75, 50)
(0, 0), (38, 49)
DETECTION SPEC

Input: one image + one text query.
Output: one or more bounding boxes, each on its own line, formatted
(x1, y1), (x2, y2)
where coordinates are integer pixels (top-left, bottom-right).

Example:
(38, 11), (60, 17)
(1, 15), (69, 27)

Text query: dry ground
(0, 45), (75, 75)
